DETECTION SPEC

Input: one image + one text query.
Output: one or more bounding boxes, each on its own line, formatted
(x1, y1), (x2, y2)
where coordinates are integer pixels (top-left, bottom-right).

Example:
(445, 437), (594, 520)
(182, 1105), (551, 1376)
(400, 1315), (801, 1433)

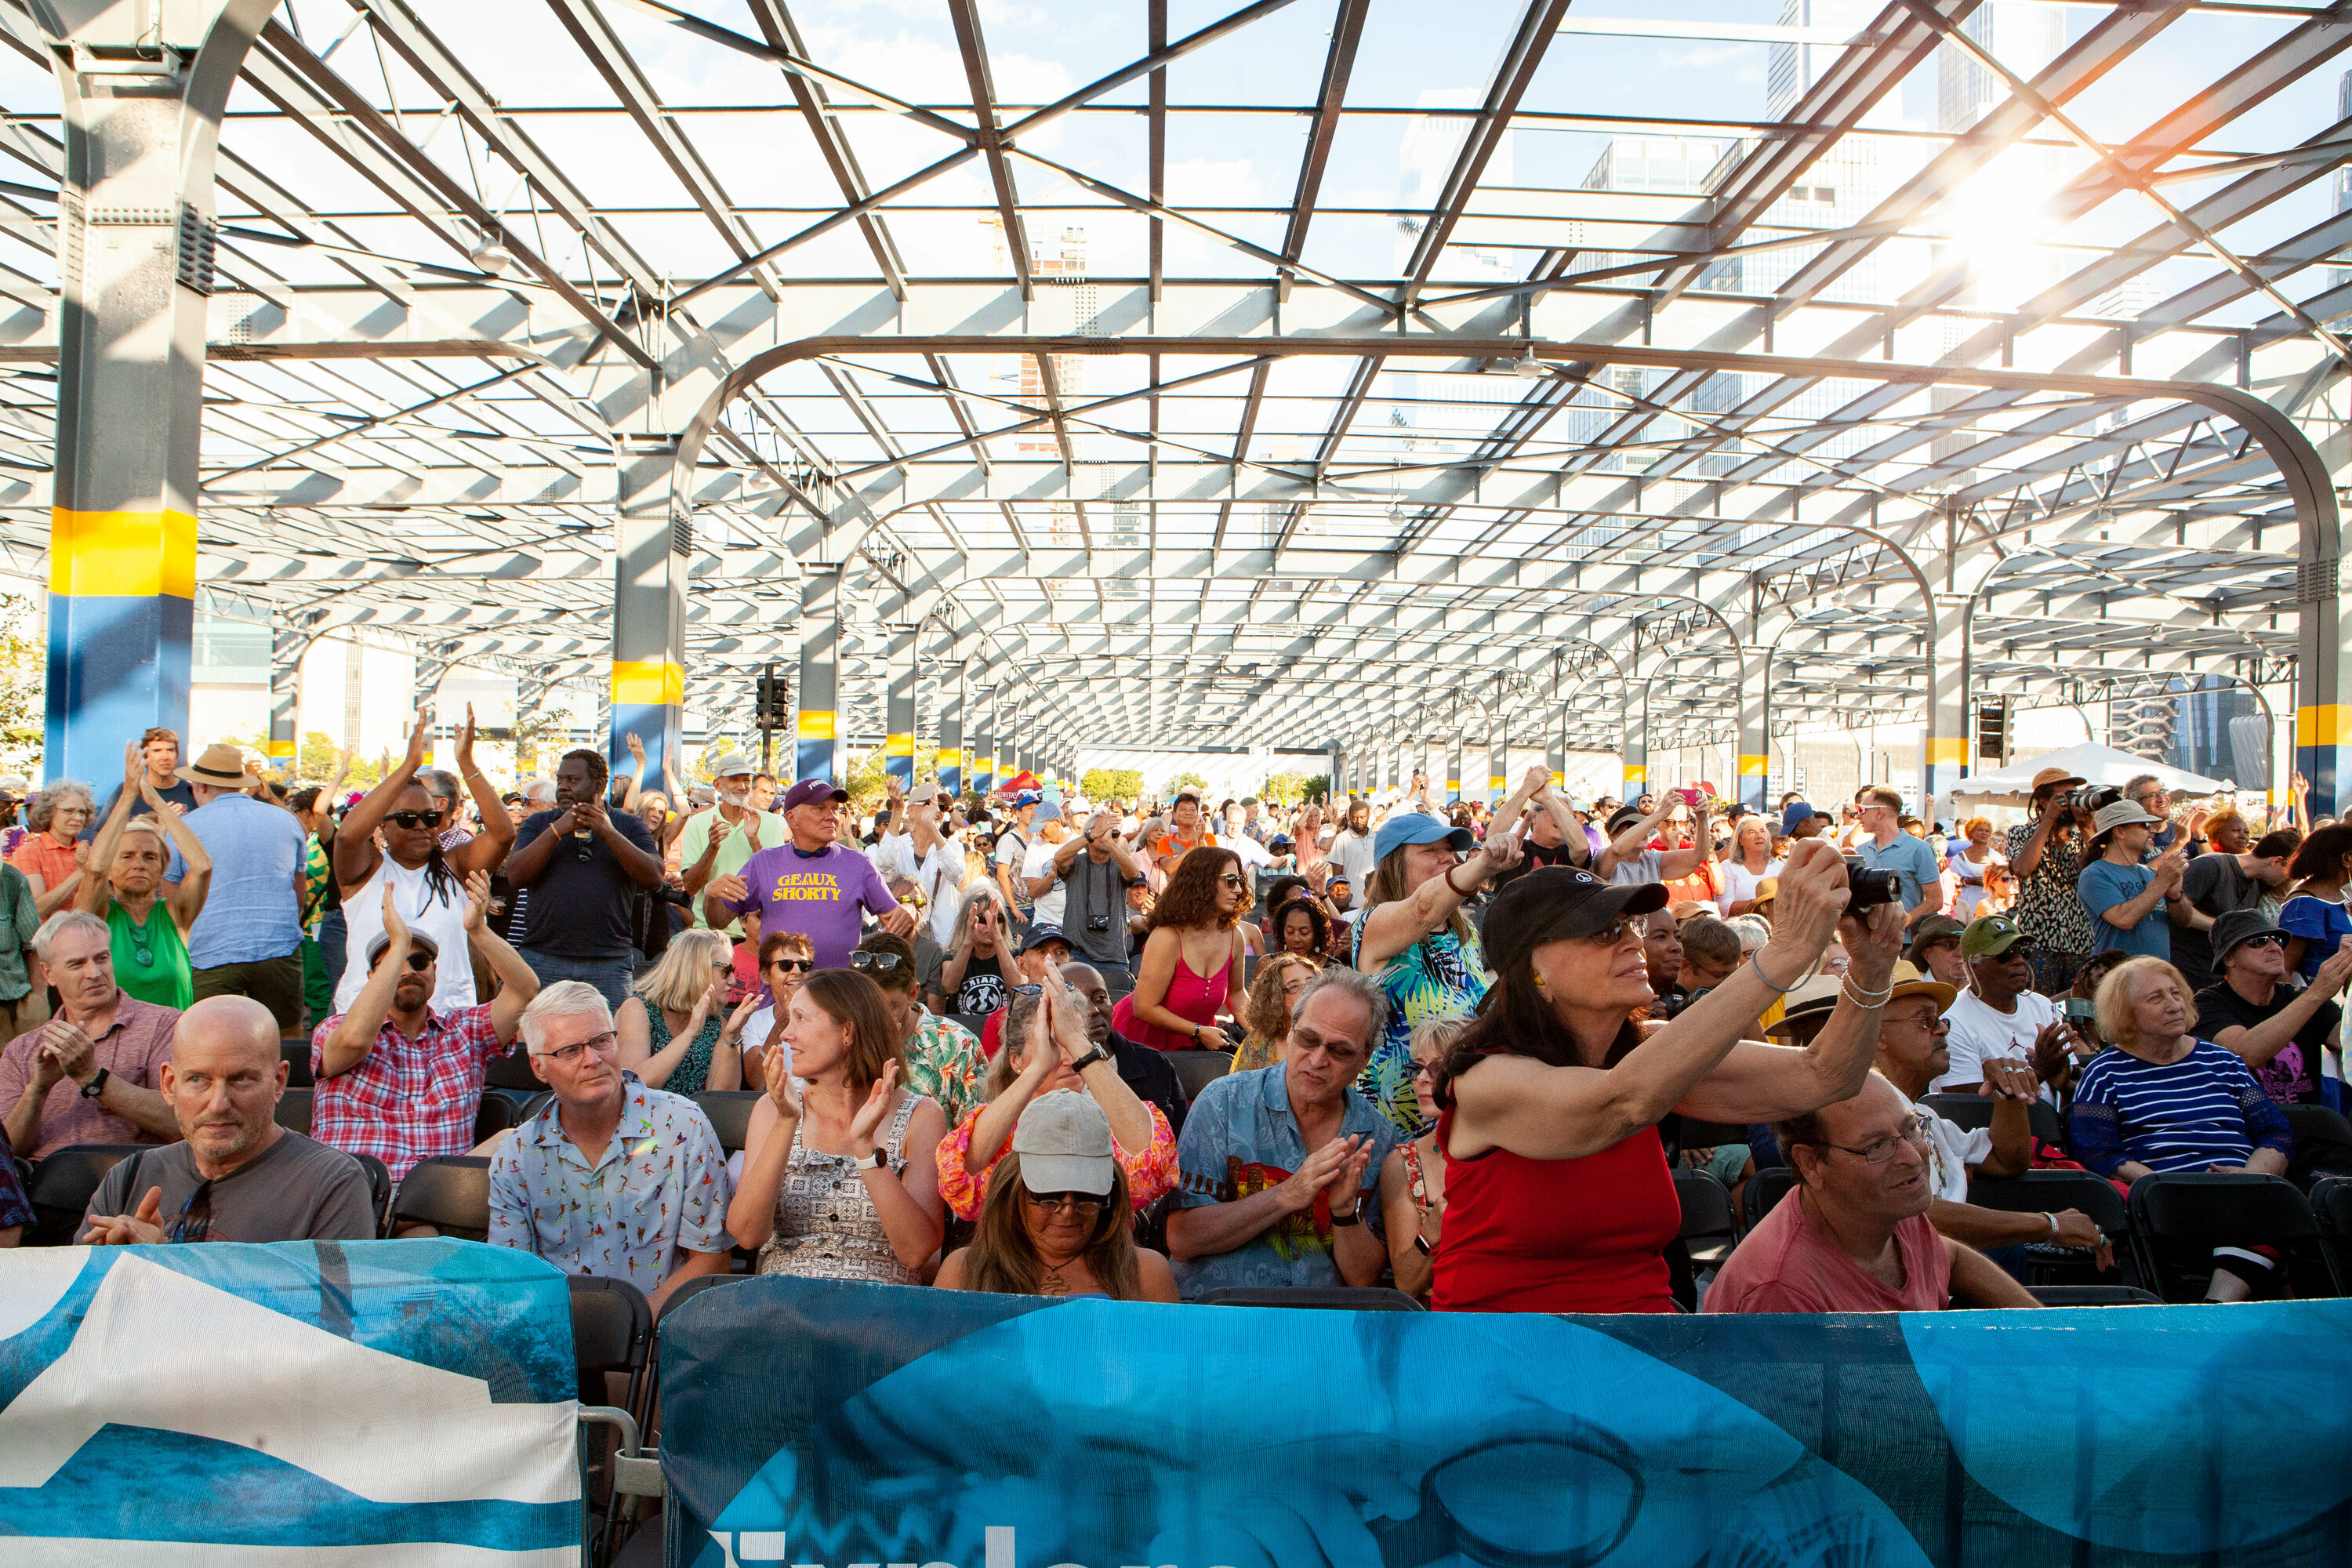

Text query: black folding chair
(1167, 1049), (1234, 1100)
(274, 1087), (314, 1138)
(471, 1092), (520, 1146)
(2307, 1175), (2352, 1294)
(946, 1012), (992, 1040)
(25, 1143), (143, 1245)
(1742, 1164), (1798, 1232)
(568, 1275), (653, 1565)
(1965, 1169), (2127, 1286)
(2027, 1284), (2161, 1307)
(691, 1091), (761, 1156)
(2125, 1171), (2328, 1302)
(352, 1152), (393, 1237)
(636, 1273), (748, 1436)
(280, 1038), (314, 1089)
(391, 1154), (493, 1240)
(1923, 1091), (2060, 1145)
(1668, 1166), (1739, 1311)
(484, 1044), (541, 1092)
(1197, 1287), (1424, 1312)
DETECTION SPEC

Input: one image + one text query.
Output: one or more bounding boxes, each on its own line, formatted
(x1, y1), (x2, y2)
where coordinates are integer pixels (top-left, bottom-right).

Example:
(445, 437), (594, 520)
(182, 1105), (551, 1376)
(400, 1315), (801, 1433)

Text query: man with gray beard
(676, 752), (779, 939)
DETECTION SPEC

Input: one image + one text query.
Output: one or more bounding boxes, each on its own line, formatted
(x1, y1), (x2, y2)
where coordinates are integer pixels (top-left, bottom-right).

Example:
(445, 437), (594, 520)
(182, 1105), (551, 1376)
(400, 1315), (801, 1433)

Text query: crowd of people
(3, 717), (2345, 1320)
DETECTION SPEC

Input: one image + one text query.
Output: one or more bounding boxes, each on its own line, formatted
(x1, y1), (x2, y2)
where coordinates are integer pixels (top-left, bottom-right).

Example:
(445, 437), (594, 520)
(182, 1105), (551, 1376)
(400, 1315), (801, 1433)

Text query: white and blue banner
(0, 1240), (581, 1565)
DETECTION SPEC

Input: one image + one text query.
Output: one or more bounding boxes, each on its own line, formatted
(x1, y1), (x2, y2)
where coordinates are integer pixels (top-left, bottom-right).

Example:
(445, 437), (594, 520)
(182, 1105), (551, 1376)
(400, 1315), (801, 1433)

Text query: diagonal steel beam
(946, 0), (1034, 299)
(745, 0), (906, 299)
(1276, 0), (1370, 303)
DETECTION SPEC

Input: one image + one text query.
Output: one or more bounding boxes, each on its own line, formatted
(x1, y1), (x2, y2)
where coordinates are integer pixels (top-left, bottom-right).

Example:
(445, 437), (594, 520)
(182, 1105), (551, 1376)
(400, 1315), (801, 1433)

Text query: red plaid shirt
(311, 1004), (510, 1180)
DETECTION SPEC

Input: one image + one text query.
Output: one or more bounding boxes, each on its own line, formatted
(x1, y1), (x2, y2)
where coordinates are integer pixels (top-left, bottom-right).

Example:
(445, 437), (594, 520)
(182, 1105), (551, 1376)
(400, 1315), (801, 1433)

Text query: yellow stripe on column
(884, 732), (913, 758)
(935, 748), (960, 768)
(1624, 764), (1648, 784)
(1923, 735), (1969, 766)
(2298, 705), (2346, 746)
(609, 659), (684, 706)
(267, 741), (296, 760)
(797, 710), (836, 741)
(1490, 775), (1504, 790)
(1737, 753), (1766, 777)
(49, 507), (197, 597)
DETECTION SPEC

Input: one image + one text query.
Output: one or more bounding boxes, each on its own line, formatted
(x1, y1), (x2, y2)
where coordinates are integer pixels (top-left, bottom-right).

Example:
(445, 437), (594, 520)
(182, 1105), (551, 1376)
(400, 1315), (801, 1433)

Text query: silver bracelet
(1840, 979), (1892, 1009)
(1748, 949), (1802, 994)
(2043, 1211), (2060, 1243)
(1841, 973), (1895, 1004)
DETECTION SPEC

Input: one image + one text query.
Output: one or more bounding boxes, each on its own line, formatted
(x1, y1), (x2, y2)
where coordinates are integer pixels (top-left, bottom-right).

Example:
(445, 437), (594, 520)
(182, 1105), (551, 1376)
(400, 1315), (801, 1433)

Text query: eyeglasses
(851, 950), (904, 973)
(1408, 1059), (1441, 1080)
(1809, 1114), (1933, 1166)
(768, 957), (815, 974)
(2236, 934), (2286, 952)
(1022, 1189), (1105, 1218)
(532, 1030), (618, 1066)
(387, 810), (446, 829)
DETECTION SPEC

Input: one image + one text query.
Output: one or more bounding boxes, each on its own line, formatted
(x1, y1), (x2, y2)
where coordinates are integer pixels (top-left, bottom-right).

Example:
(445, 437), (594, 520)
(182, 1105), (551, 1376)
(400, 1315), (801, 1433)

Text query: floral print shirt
(2005, 822), (2092, 953)
(935, 1097), (1175, 1221)
(488, 1072), (732, 1294)
(1350, 913), (1488, 1134)
(904, 1006), (987, 1125)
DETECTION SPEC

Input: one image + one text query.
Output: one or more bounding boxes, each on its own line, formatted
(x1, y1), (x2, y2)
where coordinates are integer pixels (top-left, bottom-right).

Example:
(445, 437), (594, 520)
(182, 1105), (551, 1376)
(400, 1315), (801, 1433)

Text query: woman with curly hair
(1269, 895), (1331, 960)
(1112, 845), (1251, 1051)
(1230, 951), (1322, 1073)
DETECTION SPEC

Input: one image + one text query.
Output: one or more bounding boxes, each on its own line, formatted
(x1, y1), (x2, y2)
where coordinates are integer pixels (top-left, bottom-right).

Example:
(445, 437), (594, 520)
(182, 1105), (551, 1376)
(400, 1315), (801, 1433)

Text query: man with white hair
(0, 909), (180, 1158)
(489, 981), (733, 1311)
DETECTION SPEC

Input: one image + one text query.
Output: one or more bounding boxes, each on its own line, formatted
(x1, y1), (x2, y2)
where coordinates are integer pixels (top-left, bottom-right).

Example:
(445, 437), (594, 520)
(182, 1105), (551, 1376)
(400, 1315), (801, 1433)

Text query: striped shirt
(2068, 1039), (2293, 1178)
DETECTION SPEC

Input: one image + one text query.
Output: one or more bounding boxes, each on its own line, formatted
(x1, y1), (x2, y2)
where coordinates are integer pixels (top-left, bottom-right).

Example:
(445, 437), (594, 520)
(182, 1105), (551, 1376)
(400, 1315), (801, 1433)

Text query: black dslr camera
(2056, 784), (2122, 815)
(1842, 856), (1901, 913)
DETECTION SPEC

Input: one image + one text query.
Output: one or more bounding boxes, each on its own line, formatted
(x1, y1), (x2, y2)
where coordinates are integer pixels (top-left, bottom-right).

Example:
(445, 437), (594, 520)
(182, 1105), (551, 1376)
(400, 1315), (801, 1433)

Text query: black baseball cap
(1478, 866), (1668, 977)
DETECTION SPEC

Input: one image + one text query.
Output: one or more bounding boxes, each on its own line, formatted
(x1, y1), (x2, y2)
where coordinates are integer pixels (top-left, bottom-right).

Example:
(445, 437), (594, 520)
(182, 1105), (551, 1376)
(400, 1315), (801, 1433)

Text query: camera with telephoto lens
(2056, 784), (2122, 815)
(1842, 856), (1901, 913)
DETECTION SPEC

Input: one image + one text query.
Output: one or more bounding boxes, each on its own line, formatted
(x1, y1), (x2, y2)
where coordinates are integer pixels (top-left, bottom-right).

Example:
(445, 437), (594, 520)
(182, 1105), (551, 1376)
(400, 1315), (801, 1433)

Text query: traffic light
(755, 673), (789, 732)
(1975, 699), (2009, 766)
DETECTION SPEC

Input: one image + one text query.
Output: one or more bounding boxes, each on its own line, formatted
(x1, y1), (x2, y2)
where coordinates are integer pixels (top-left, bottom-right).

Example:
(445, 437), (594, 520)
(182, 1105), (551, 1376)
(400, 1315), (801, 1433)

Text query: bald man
(81, 995), (376, 1244)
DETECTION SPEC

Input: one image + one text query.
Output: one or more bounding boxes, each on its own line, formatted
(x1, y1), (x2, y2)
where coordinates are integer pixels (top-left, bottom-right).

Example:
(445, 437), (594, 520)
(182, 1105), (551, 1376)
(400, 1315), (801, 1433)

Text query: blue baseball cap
(1373, 811), (1475, 862)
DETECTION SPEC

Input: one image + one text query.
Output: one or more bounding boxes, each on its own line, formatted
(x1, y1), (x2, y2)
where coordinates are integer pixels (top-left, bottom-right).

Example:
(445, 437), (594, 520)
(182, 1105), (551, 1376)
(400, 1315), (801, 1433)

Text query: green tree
(0, 594), (39, 779)
(1082, 767), (1144, 801)
(843, 748), (891, 815)
(1163, 769), (1207, 799)
(1261, 769), (1327, 805)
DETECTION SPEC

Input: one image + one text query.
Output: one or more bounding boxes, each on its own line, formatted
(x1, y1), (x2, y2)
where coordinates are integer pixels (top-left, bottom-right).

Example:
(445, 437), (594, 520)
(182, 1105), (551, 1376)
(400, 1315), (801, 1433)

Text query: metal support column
(267, 619), (311, 773)
(796, 566), (842, 783)
(938, 653), (964, 799)
(883, 621), (916, 794)
(1736, 644), (1770, 811)
(38, 0), (274, 782)
(1921, 593), (1976, 821)
(973, 689), (996, 796)
(611, 435), (686, 783)
(412, 641), (453, 720)
(1622, 684), (1649, 802)
(1486, 685), (1507, 808)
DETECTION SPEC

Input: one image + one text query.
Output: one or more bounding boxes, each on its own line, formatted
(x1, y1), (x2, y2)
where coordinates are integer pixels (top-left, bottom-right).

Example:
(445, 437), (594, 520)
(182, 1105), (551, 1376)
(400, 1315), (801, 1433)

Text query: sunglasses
(376, 949), (433, 972)
(2235, 934), (2286, 952)
(1022, 1189), (1105, 1218)
(387, 810), (446, 829)
(1218, 874), (1247, 890)
(768, 956), (815, 974)
(851, 951), (904, 973)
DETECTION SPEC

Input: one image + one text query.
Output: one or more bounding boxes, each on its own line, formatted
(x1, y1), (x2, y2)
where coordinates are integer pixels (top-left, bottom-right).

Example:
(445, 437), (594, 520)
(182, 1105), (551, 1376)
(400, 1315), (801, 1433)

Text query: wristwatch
(1330, 1204), (1363, 1228)
(79, 1067), (110, 1101)
(1070, 1045), (1112, 1073)
(859, 1149), (890, 1171)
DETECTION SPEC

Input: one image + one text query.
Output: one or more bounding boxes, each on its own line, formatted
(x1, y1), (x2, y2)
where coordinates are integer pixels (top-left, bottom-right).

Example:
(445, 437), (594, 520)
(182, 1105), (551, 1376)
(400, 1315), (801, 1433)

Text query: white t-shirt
(1934, 988), (2060, 1094)
(1719, 858), (1783, 907)
(871, 834), (968, 949)
(993, 827), (1031, 907)
(1022, 839), (1066, 926)
(1895, 1085), (1991, 1203)
(1226, 833), (1273, 870)
(1330, 829), (1377, 887)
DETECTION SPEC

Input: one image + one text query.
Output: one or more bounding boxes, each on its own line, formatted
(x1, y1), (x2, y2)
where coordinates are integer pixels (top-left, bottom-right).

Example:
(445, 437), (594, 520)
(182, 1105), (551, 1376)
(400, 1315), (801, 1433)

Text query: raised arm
(1596, 800), (1670, 880)
(150, 776), (212, 932)
(1357, 822), (1523, 970)
(617, 732), (648, 811)
(2213, 942), (2352, 1069)
(334, 706), (432, 891)
(448, 705), (516, 877)
(463, 869), (541, 1043)
(321, 883), (408, 1077)
(75, 742), (140, 916)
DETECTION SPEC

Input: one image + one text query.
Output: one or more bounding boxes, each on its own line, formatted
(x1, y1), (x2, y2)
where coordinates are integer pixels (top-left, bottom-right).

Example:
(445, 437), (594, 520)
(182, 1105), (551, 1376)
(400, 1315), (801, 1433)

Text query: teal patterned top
(1350, 912), (1489, 1134)
(645, 1005), (724, 1098)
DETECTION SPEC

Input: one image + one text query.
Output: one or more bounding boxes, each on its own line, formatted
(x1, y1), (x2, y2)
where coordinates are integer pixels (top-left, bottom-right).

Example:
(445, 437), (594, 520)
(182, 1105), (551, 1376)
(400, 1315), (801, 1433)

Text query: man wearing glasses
(488, 981), (732, 1313)
(707, 779), (913, 971)
(312, 873), (540, 1181)
(1704, 1073), (2039, 1313)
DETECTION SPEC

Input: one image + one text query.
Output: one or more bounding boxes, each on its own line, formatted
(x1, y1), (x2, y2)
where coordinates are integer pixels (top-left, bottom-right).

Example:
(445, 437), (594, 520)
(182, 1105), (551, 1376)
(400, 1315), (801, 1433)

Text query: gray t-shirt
(86, 1127), (378, 1243)
(1056, 847), (1142, 967)
(2174, 852), (2261, 988)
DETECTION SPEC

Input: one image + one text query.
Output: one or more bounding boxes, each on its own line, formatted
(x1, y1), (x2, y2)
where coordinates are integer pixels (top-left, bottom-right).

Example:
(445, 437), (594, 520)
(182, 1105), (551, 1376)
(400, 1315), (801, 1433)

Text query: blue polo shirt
(173, 793), (308, 967)
(1168, 1062), (1396, 1301)
(1854, 832), (1941, 913)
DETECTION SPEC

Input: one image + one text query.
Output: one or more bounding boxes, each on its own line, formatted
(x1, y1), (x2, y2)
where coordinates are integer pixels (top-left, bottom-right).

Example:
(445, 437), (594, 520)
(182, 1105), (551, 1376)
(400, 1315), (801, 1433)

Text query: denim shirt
(1168, 1063), (1396, 1301)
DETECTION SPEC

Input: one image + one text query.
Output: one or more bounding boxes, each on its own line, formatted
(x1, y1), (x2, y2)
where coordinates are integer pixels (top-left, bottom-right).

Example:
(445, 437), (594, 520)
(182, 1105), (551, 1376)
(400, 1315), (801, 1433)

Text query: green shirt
(675, 808), (782, 935)
(107, 898), (193, 1009)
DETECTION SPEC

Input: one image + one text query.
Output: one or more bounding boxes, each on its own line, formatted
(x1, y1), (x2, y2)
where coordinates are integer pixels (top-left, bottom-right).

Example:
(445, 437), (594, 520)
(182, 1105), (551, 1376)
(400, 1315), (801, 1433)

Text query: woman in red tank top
(1431, 840), (1904, 1315)
(1116, 846), (1251, 1051)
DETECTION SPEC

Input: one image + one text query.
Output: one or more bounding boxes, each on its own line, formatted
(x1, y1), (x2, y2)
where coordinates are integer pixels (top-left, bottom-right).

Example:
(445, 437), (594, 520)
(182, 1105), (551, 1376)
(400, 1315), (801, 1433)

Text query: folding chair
(2125, 1171), (2328, 1302)
(390, 1154), (493, 1240)
(691, 1091), (761, 1156)
(1923, 1091), (2061, 1144)
(25, 1143), (143, 1245)
(485, 1044), (541, 1092)
(2306, 1175), (2352, 1294)
(569, 1276), (654, 1567)
(280, 1038), (314, 1089)
(352, 1152), (393, 1237)
(1742, 1165), (1798, 1232)
(1965, 1169), (2126, 1286)
(1668, 1165), (1739, 1311)
(1167, 1049), (1234, 1100)
(1196, 1286), (1424, 1311)
(274, 1087), (313, 1138)
(471, 1092), (520, 1146)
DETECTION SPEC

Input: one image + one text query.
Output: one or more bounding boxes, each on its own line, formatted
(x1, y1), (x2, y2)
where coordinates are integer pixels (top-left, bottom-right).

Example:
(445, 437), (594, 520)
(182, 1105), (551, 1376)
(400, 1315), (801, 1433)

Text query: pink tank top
(1113, 941), (1232, 1051)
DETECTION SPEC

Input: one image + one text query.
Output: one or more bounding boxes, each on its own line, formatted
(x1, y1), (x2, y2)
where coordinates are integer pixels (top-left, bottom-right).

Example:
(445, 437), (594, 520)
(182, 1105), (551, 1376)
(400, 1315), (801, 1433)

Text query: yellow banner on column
(50, 506), (196, 598)
(610, 659), (684, 706)
(884, 732), (913, 759)
(2298, 705), (2345, 746)
(797, 710), (836, 741)
(935, 748), (960, 769)
(1624, 764), (1648, 784)
(267, 740), (296, 761)
(1923, 736), (1969, 767)
(1737, 753), (1766, 778)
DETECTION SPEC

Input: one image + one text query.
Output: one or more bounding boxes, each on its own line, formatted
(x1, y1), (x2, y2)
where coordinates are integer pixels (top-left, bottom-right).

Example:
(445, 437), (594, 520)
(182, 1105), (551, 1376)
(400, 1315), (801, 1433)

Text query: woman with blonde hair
(615, 926), (743, 1094)
(1947, 815), (2002, 920)
(1719, 816), (1780, 916)
(1230, 951), (1321, 1073)
(1377, 1015), (1469, 1301)
(934, 883), (1014, 1016)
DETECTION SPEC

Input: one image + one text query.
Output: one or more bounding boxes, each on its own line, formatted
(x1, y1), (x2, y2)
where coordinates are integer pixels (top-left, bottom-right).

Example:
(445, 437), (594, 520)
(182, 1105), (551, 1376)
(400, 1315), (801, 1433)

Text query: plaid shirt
(310, 1003), (510, 1179)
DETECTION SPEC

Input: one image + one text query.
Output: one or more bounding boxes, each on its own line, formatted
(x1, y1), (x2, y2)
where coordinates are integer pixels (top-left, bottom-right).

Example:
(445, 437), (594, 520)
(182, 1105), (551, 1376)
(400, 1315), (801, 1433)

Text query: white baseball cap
(1011, 1089), (1115, 1196)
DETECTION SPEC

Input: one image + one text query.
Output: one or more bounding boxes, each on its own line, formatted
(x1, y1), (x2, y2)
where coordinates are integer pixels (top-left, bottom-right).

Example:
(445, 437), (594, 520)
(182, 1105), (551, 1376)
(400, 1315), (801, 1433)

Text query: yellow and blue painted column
(46, 507), (194, 781)
(610, 437), (686, 783)
(884, 622), (916, 795)
(1621, 681), (1649, 802)
(937, 656), (964, 798)
(796, 566), (843, 785)
(1736, 644), (1771, 811)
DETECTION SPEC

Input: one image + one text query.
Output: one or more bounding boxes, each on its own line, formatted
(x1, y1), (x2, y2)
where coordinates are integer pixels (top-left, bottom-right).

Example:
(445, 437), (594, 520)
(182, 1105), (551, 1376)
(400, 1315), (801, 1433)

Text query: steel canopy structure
(9, 0), (2352, 808)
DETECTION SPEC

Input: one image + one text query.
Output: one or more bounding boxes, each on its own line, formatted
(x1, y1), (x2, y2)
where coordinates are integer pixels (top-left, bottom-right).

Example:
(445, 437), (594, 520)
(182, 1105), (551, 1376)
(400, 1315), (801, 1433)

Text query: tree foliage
(1163, 769), (1207, 800)
(0, 594), (43, 779)
(1261, 770), (1327, 805)
(1082, 768), (1144, 802)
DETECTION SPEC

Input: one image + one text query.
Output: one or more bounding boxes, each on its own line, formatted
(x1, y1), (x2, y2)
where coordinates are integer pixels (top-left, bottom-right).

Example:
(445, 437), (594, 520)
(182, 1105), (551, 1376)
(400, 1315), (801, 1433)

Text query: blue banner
(0, 1240), (581, 1564)
(660, 1278), (2352, 1568)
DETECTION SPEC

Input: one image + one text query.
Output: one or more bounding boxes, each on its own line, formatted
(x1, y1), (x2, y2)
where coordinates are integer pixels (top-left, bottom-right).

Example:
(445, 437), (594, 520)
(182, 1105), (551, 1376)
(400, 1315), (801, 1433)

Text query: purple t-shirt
(728, 844), (900, 970)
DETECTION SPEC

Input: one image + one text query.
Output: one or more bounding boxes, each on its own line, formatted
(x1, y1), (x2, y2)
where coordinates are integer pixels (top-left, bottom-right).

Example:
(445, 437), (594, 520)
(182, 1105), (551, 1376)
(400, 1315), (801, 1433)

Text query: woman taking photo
(739, 930), (815, 1091)
(78, 744), (212, 1008)
(728, 968), (946, 1283)
(1718, 816), (1781, 916)
(1352, 814), (1524, 1132)
(936, 975), (1173, 1221)
(1379, 1017), (1468, 1302)
(1947, 817), (2002, 920)
(1432, 841), (1901, 1314)
(2071, 956), (2294, 1300)
(935, 1089), (1180, 1301)
(1231, 951), (1321, 1074)
(615, 927), (743, 1094)
(1113, 846), (1251, 1051)
(935, 885), (1015, 1016)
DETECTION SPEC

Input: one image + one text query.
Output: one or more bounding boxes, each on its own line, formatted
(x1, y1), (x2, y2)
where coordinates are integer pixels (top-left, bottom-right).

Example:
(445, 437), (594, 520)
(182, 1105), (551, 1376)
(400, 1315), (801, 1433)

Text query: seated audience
(1377, 1016), (1467, 1302)
(1231, 950), (1321, 1074)
(1166, 967), (1396, 1298)
(1705, 1073), (2039, 1312)
(976, 923), (1077, 1056)
(854, 930), (985, 1123)
(79, 741), (212, 1008)
(2194, 909), (2352, 1111)
(1431, 849), (1897, 1315)
(488, 982), (733, 1312)
(78, 995), (375, 1243)
(1907, 914), (1967, 989)
(1933, 914), (2066, 1092)
(615, 927), (742, 1094)
(727, 968), (946, 1282)
(739, 929), (815, 1090)
(935, 1089), (1180, 1301)
(2072, 956), (2295, 1301)
(0, 910), (179, 1159)
(312, 874), (539, 1180)
(933, 884), (1016, 1016)
(937, 977), (1173, 1222)
(1062, 961), (1189, 1134)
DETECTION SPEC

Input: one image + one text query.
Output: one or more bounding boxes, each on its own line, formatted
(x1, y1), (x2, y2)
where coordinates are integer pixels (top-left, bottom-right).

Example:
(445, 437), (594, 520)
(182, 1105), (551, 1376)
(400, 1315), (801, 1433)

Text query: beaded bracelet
(1841, 978), (1893, 1008)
